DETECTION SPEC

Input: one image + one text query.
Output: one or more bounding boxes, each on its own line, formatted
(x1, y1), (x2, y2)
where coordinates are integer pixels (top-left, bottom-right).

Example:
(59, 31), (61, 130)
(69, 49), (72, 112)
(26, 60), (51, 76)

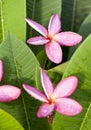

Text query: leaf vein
(9, 35), (31, 130)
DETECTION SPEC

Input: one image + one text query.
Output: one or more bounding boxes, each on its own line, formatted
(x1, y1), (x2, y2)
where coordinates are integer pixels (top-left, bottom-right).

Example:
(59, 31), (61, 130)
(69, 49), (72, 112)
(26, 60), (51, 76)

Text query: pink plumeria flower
(23, 69), (82, 118)
(0, 60), (21, 102)
(26, 14), (82, 64)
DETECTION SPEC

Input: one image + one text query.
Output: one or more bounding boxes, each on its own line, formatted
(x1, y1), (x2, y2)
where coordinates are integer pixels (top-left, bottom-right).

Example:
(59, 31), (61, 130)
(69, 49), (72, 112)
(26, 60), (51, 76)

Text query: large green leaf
(53, 35), (91, 130)
(0, 33), (51, 130)
(0, 109), (24, 130)
(61, 0), (91, 32)
(61, 0), (91, 60)
(79, 13), (91, 39)
(68, 13), (91, 59)
(0, 0), (26, 42)
(26, 0), (62, 54)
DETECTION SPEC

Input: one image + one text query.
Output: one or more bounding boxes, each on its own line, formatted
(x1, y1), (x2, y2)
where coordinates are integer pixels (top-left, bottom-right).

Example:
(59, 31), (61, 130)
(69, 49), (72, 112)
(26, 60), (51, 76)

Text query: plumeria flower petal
(48, 14), (61, 36)
(26, 14), (82, 64)
(0, 85), (21, 102)
(23, 69), (82, 118)
(53, 76), (78, 98)
(54, 32), (82, 46)
(37, 103), (55, 118)
(0, 60), (21, 102)
(55, 98), (82, 116)
(41, 69), (54, 100)
(45, 41), (62, 64)
(25, 18), (48, 37)
(23, 84), (48, 103)
(27, 36), (49, 45)
(0, 60), (4, 82)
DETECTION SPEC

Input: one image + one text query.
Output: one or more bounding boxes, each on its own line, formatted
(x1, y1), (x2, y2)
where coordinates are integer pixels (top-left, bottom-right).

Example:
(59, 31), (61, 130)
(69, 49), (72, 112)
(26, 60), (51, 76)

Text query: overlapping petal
(25, 18), (48, 37)
(41, 69), (54, 100)
(23, 84), (48, 102)
(23, 69), (82, 118)
(37, 103), (55, 118)
(27, 36), (49, 45)
(53, 76), (78, 98)
(48, 14), (61, 36)
(0, 60), (4, 82)
(54, 31), (82, 46)
(0, 85), (21, 102)
(45, 41), (62, 64)
(26, 14), (82, 64)
(55, 98), (82, 116)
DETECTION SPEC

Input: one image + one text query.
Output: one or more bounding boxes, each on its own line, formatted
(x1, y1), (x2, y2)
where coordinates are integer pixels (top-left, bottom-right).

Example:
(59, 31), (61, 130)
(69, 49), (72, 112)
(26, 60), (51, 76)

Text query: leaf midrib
(71, 0), (76, 31)
(79, 102), (91, 130)
(30, 0), (36, 36)
(9, 35), (31, 130)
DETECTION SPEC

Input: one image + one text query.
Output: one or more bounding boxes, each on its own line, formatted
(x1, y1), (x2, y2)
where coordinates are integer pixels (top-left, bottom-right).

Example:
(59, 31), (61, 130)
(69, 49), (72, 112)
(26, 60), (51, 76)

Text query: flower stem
(47, 113), (53, 125)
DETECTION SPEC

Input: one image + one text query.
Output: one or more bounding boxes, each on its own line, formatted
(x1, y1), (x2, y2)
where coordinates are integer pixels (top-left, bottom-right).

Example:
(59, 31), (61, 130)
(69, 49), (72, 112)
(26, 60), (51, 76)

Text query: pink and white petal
(45, 41), (62, 64)
(0, 85), (21, 102)
(23, 84), (48, 103)
(54, 32), (82, 46)
(48, 14), (61, 36)
(53, 76), (78, 98)
(41, 69), (54, 100)
(25, 18), (48, 37)
(27, 36), (49, 45)
(0, 60), (4, 82)
(55, 98), (82, 116)
(37, 103), (55, 118)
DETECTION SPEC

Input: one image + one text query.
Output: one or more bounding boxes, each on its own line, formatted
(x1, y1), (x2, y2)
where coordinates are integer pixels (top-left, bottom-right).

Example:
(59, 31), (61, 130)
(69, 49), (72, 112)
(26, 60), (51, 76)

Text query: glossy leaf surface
(53, 35), (91, 130)
(0, 33), (51, 130)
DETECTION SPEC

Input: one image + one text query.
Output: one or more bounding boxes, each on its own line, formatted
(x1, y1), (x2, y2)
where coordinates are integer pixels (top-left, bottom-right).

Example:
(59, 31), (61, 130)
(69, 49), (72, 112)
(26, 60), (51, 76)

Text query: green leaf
(26, 0), (62, 54)
(61, 0), (91, 32)
(53, 35), (91, 130)
(0, 0), (26, 42)
(47, 70), (62, 87)
(36, 50), (47, 68)
(46, 62), (68, 86)
(0, 33), (51, 130)
(79, 13), (91, 39)
(68, 13), (91, 59)
(49, 61), (69, 75)
(0, 109), (24, 130)
(61, 0), (91, 60)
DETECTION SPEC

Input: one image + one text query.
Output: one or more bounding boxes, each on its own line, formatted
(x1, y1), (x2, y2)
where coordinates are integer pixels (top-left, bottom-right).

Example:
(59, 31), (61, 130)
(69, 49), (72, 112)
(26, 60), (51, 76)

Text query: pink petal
(0, 85), (21, 102)
(45, 41), (62, 64)
(0, 60), (4, 82)
(23, 84), (48, 103)
(37, 103), (55, 118)
(53, 76), (78, 98)
(55, 98), (82, 116)
(41, 69), (54, 100)
(25, 18), (48, 37)
(54, 32), (82, 46)
(27, 36), (49, 45)
(48, 14), (61, 36)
